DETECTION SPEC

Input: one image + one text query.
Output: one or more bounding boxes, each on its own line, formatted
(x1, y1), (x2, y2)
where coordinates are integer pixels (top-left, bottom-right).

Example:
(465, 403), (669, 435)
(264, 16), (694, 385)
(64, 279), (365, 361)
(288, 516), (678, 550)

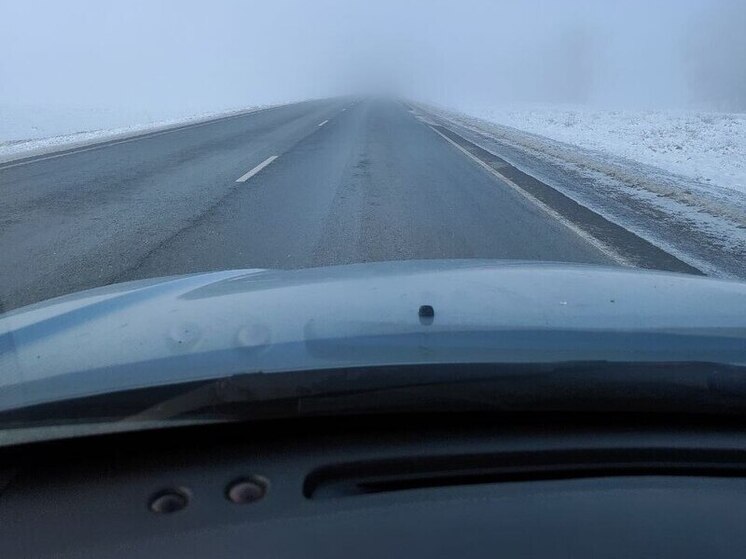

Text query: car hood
(1, 260), (746, 412)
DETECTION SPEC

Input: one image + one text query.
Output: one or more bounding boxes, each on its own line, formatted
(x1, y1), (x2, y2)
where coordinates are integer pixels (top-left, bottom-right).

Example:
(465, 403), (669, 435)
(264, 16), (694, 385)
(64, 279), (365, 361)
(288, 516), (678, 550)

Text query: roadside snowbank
(0, 103), (273, 163)
(449, 104), (746, 196)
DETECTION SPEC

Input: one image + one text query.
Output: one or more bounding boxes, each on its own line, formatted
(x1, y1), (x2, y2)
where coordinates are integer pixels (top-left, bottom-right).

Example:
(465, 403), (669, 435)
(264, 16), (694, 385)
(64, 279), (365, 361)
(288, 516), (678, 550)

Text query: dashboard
(2, 412), (746, 558)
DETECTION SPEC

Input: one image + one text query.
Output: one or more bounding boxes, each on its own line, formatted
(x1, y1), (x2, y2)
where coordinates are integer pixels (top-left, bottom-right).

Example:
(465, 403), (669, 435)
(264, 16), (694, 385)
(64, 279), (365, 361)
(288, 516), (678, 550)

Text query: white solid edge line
(235, 155), (278, 183)
(318, 120), (329, 127)
(428, 125), (632, 267)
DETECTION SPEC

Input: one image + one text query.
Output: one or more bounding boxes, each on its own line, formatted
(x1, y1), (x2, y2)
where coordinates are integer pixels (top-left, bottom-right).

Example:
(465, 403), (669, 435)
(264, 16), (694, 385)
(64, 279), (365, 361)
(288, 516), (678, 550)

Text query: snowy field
(0, 103), (274, 162)
(446, 104), (746, 196)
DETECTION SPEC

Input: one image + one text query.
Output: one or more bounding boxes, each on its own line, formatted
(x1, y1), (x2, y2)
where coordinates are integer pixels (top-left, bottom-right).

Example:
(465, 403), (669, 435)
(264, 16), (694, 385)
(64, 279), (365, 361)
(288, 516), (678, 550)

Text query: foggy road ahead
(0, 99), (698, 311)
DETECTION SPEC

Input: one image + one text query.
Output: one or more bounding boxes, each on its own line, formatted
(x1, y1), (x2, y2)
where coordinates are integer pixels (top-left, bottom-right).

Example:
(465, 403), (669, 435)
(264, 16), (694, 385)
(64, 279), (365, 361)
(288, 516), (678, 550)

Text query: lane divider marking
(235, 155), (278, 183)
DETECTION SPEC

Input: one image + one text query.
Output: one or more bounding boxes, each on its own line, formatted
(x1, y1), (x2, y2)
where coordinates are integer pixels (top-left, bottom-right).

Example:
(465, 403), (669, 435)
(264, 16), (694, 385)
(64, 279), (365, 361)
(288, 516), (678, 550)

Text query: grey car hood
(1, 260), (746, 412)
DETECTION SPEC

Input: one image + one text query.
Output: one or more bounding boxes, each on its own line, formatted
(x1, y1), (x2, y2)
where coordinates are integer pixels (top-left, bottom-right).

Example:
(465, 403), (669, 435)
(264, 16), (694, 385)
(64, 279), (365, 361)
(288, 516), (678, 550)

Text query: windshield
(1, 0), (745, 441)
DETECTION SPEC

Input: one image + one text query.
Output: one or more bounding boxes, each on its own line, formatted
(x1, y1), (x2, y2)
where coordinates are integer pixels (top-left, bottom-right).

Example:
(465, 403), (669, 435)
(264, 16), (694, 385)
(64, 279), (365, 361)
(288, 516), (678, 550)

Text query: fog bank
(1, 0), (744, 115)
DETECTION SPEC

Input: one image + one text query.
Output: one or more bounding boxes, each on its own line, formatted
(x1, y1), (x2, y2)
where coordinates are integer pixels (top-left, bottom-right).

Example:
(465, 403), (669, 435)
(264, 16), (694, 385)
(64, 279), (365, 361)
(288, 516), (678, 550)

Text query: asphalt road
(1, 98), (678, 311)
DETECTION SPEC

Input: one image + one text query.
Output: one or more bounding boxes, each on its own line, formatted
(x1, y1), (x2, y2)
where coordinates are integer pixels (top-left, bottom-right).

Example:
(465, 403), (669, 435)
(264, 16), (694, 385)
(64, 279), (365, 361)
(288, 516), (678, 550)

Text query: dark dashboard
(2, 412), (746, 558)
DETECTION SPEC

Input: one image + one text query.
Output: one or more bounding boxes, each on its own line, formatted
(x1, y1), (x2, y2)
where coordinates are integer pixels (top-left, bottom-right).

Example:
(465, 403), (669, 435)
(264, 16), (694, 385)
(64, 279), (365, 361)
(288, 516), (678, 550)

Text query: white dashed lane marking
(235, 155), (278, 183)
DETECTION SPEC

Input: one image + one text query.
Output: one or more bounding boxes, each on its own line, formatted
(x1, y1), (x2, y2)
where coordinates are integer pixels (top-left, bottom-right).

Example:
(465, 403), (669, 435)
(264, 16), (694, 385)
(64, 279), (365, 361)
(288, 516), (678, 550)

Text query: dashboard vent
(304, 449), (746, 499)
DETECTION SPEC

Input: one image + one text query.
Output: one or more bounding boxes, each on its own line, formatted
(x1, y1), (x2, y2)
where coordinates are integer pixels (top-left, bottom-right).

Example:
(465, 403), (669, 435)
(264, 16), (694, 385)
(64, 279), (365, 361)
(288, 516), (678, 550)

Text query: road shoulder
(414, 103), (744, 279)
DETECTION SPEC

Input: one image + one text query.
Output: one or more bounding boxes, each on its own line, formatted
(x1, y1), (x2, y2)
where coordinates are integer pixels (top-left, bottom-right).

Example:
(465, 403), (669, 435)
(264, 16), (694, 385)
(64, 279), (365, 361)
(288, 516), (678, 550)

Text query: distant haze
(1, 0), (744, 113)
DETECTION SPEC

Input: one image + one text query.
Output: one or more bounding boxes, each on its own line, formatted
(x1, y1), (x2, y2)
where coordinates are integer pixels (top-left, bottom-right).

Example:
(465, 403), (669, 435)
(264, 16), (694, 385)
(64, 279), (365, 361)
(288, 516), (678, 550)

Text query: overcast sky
(1, 0), (744, 113)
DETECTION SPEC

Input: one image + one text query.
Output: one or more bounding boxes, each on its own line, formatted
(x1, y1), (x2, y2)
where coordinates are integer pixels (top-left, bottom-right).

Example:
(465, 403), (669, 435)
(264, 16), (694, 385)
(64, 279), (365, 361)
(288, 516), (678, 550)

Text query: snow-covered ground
(445, 104), (746, 196)
(0, 103), (274, 163)
(420, 103), (746, 279)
